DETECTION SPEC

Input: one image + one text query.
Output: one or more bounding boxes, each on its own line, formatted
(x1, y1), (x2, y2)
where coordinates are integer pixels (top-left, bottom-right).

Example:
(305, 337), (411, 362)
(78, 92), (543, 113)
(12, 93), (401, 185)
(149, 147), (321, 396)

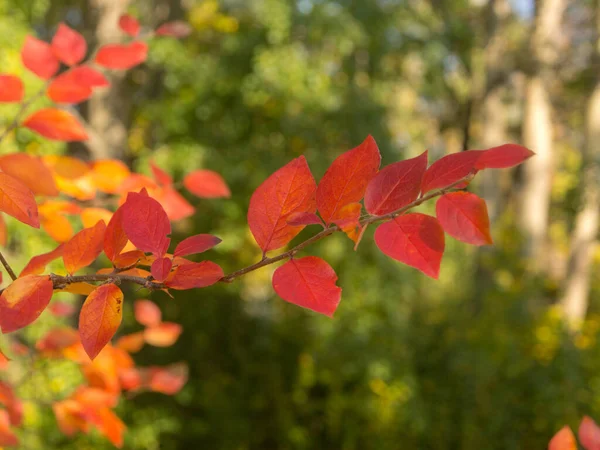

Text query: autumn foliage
(0, 11), (542, 449)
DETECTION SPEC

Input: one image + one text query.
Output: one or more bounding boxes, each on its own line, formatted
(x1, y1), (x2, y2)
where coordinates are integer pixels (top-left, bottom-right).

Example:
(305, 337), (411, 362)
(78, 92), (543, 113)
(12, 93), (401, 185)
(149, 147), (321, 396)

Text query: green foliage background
(1, 0), (598, 449)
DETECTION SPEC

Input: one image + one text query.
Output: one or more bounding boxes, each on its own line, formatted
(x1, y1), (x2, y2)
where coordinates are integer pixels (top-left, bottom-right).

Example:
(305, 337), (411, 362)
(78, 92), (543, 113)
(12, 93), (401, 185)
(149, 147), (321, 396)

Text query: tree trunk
(84, 0), (132, 160)
(518, 0), (566, 269)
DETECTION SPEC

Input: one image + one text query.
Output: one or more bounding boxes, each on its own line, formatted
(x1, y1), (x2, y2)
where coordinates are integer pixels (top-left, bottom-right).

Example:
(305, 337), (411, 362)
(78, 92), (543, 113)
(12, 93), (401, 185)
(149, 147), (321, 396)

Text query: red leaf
(51, 23), (87, 66)
(579, 416), (600, 450)
(0, 173), (40, 228)
(103, 206), (127, 262)
(248, 156), (317, 253)
(421, 151), (482, 194)
(316, 135), (381, 225)
(63, 220), (106, 274)
(183, 169), (230, 198)
(134, 300), (161, 327)
(364, 150), (428, 215)
(173, 234), (221, 257)
(68, 66), (109, 88)
(272, 256), (342, 317)
(149, 363), (188, 394)
(121, 192), (171, 256)
(436, 192), (493, 246)
(156, 21), (192, 38)
(36, 327), (79, 354)
(79, 284), (124, 360)
(286, 212), (323, 227)
(95, 41), (148, 70)
(0, 75), (24, 103)
(0, 153), (59, 197)
(23, 108), (88, 142)
(47, 71), (93, 104)
(118, 14), (140, 37)
(374, 213), (445, 279)
(475, 143), (535, 169)
(549, 426), (577, 450)
(20, 244), (64, 276)
(153, 187), (195, 221)
(150, 161), (173, 186)
(0, 275), (53, 333)
(166, 261), (223, 290)
(144, 322), (182, 347)
(150, 257), (172, 282)
(21, 35), (59, 79)
(0, 410), (18, 446)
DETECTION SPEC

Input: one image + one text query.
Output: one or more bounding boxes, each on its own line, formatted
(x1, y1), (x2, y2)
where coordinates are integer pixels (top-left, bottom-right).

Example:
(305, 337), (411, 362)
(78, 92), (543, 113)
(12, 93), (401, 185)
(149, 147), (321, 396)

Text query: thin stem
(0, 83), (49, 145)
(0, 251), (17, 281)
(49, 273), (165, 291)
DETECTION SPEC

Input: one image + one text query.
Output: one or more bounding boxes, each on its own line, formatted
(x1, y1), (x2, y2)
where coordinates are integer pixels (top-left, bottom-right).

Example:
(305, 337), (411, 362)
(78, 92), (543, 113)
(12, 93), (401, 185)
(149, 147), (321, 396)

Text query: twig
(0, 251), (17, 281)
(49, 273), (165, 291)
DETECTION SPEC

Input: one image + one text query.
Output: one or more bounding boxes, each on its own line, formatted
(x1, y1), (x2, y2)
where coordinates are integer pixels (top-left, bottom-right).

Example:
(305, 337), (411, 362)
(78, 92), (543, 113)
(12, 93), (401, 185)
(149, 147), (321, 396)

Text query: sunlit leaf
(21, 35), (59, 79)
(144, 322), (182, 347)
(121, 192), (171, 256)
(0, 173), (40, 228)
(51, 23), (87, 66)
(0, 275), (53, 333)
(24, 108), (88, 142)
(63, 220), (106, 274)
(79, 284), (124, 360)
(0, 153), (59, 197)
(183, 169), (230, 198)
(95, 41), (148, 70)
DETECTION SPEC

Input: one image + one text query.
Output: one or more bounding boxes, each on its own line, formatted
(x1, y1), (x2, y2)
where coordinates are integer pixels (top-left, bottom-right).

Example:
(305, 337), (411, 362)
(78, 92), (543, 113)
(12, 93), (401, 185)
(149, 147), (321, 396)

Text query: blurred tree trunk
(560, 4), (600, 326)
(83, 0), (132, 160)
(519, 0), (566, 269)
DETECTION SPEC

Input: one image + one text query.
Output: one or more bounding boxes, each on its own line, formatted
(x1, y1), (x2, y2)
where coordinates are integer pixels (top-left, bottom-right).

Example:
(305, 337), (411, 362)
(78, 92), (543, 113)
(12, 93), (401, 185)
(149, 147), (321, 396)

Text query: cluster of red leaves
(0, 15), (191, 141)
(249, 136), (533, 316)
(549, 416), (600, 450)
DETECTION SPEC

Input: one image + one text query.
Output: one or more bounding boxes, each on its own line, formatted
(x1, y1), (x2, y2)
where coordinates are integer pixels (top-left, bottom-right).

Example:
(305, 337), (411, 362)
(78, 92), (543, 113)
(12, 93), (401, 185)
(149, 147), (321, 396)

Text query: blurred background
(1, 0), (599, 448)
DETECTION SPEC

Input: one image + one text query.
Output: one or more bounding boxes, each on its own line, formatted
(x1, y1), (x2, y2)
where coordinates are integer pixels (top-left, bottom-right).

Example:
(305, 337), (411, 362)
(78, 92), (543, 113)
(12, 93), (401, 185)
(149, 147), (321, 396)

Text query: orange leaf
(20, 243), (64, 276)
(150, 161), (173, 186)
(272, 256), (342, 317)
(149, 363), (188, 394)
(51, 23), (87, 66)
(0, 409), (18, 446)
(144, 322), (182, 347)
(549, 426), (577, 450)
(36, 327), (80, 355)
(81, 207), (113, 228)
(24, 108), (88, 142)
(95, 41), (148, 70)
(0, 75), (24, 103)
(41, 213), (73, 242)
(49, 301), (75, 317)
(0, 153), (59, 197)
(79, 284), (124, 360)
(316, 135), (380, 226)
(248, 156), (316, 253)
(134, 299), (161, 327)
(56, 282), (96, 296)
(116, 332), (145, 353)
(0, 214), (7, 247)
(95, 407), (125, 448)
(0, 274), (53, 333)
(0, 173), (39, 228)
(119, 14), (140, 37)
(154, 186), (195, 221)
(47, 71), (92, 104)
(103, 206), (127, 262)
(44, 155), (91, 180)
(91, 160), (130, 193)
(579, 416), (600, 450)
(21, 35), (59, 79)
(63, 220), (106, 274)
(166, 261), (223, 290)
(183, 169), (230, 198)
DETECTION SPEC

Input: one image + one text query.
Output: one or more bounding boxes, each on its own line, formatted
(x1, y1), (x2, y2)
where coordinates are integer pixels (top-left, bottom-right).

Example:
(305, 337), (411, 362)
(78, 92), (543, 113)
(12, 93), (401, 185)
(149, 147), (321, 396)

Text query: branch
(49, 273), (166, 291)
(221, 173), (474, 283)
(0, 251), (17, 281)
